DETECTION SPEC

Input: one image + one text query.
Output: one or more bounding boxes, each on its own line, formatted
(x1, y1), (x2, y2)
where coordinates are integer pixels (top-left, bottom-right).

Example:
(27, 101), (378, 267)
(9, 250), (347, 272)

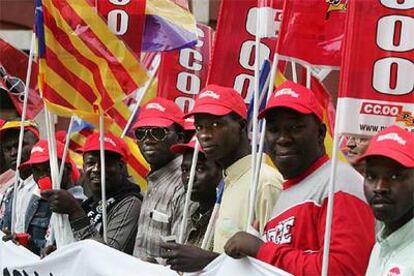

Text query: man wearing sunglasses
(132, 98), (196, 261)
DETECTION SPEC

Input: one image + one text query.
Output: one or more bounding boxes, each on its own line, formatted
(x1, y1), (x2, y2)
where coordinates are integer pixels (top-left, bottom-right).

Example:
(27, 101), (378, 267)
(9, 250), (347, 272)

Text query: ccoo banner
(337, 0), (414, 136)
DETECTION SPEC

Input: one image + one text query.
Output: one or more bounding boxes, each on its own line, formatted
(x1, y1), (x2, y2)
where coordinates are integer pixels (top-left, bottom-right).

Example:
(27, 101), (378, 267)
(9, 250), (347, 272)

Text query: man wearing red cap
(2, 139), (82, 255)
(186, 84), (283, 254)
(132, 98), (195, 260)
(160, 136), (222, 272)
(42, 133), (142, 255)
(357, 126), (414, 276)
(224, 81), (375, 275)
(0, 120), (39, 235)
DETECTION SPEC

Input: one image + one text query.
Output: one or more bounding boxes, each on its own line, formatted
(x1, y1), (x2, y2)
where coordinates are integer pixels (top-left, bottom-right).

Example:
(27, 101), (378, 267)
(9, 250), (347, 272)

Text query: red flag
(95, 0), (146, 57)
(276, 0), (347, 67)
(0, 39), (43, 119)
(337, 0), (414, 136)
(208, 0), (284, 103)
(157, 24), (213, 113)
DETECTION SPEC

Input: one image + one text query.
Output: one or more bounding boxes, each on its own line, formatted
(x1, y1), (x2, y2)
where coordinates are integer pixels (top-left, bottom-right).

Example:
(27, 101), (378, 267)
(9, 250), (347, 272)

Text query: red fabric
(257, 192), (375, 275)
(259, 80), (323, 121)
(276, 0), (346, 66)
(170, 135), (202, 154)
(157, 24), (213, 113)
(83, 132), (129, 161)
(185, 84), (247, 119)
(95, 0), (146, 57)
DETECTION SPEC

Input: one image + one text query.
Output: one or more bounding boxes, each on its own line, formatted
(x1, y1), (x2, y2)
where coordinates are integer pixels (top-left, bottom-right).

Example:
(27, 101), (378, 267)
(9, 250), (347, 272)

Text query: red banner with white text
(208, 0), (283, 103)
(157, 24), (213, 113)
(276, 0), (347, 67)
(95, 0), (146, 57)
(337, 0), (414, 136)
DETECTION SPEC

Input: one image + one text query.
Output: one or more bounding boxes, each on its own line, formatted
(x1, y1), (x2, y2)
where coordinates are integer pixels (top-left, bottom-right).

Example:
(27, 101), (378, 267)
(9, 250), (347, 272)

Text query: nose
(275, 129), (293, 146)
(91, 162), (100, 173)
(346, 137), (356, 148)
(10, 146), (18, 156)
(373, 178), (390, 194)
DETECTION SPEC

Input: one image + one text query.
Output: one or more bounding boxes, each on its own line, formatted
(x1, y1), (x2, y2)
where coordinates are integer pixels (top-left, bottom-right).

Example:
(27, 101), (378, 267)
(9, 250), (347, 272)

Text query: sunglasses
(135, 127), (169, 141)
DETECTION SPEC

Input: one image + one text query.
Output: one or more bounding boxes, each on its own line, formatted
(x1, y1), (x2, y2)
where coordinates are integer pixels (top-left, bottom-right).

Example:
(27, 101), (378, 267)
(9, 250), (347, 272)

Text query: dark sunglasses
(135, 127), (169, 141)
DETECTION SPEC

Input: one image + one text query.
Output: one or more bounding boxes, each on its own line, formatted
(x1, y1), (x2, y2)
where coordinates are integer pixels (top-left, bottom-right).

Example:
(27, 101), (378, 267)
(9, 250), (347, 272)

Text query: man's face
(31, 161), (73, 190)
(181, 152), (221, 202)
(345, 136), (370, 165)
(364, 157), (414, 231)
(265, 108), (326, 179)
(136, 125), (183, 168)
(2, 130), (37, 170)
(194, 114), (243, 163)
(83, 151), (124, 196)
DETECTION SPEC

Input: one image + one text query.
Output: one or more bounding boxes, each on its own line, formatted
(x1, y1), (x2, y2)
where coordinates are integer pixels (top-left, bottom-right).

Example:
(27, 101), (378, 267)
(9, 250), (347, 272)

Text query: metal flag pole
(58, 116), (74, 185)
(99, 114), (108, 243)
(178, 139), (200, 244)
(10, 32), (35, 233)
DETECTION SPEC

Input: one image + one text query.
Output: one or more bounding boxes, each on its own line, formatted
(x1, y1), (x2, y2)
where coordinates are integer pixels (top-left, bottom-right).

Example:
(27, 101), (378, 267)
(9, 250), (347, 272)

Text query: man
(3, 139), (81, 255)
(187, 84), (283, 252)
(132, 97), (195, 260)
(0, 120), (39, 233)
(224, 81), (375, 275)
(42, 132), (142, 255)
(344, 135), (370, 174)
(357, 126), (414, 276)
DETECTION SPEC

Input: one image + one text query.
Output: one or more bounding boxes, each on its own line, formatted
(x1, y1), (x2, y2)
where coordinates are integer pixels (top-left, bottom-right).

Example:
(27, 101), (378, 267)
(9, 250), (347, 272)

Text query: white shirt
(366, 218), (414, 276)
(14, 175), (38, 233)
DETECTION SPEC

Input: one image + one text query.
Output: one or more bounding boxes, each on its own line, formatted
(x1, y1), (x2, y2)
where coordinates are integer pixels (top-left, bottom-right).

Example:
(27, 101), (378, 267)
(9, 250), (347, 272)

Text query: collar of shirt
(283, 154), (330, 190)
(223, 154), (252, 187)
(147, 156), (182, 186)
(377, 218), (414, 252)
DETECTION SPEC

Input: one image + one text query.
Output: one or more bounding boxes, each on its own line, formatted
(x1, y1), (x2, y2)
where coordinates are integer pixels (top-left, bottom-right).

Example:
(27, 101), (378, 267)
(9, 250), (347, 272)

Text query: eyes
(267, 123), (305, 134)
(365, 173), (401, 182)
(181, 165), (204, 174)
(195, 121), (220, 132)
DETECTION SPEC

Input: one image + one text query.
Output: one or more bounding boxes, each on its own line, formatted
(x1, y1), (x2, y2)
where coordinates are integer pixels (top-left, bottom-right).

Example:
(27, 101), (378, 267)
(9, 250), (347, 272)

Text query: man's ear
(239, 118), (248, 132)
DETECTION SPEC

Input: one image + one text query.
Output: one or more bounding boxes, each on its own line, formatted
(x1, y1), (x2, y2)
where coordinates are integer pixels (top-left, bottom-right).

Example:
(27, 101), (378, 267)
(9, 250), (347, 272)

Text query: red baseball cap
(20, 140), (80, 182)
(183, 117), (195, 131)
(357, 125), (414, 168)
(185, 84), (247, 119)
(0, 120), (40, 139)
(132, 97), (185, 129)
(258, 81), (323, 121)
(82, 132), (129, 161)
(170, 135), (204, 154)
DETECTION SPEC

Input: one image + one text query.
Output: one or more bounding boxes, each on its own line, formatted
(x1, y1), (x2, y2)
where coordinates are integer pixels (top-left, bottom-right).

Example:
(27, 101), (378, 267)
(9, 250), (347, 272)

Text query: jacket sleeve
(71, 196), (141, 252)
(256, 192), (375, 276)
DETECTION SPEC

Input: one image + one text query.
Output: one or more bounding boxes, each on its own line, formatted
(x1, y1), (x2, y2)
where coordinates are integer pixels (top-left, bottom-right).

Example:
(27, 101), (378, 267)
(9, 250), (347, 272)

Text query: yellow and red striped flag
(35, 0), (148, 124)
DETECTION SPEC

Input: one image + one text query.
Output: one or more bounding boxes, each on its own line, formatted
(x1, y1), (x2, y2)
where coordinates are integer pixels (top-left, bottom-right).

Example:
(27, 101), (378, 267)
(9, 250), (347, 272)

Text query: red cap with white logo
(185, 84), (247, 119)
(258, 81), (323, 121)
(20, 140), (80, 182)
(132, 97), (185, 129)
(357, 125), (414, 168)
(82, 132), (129, 161)
(170, 135), (204, 154)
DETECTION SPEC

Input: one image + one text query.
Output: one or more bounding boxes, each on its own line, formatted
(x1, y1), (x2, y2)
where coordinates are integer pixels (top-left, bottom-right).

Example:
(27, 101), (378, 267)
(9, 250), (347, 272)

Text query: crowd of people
(0, 81), (413, 275)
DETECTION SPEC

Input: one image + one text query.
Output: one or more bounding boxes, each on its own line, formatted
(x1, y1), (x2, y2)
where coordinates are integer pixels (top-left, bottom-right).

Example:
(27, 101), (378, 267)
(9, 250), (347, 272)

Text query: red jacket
(256, 155), (375, 275)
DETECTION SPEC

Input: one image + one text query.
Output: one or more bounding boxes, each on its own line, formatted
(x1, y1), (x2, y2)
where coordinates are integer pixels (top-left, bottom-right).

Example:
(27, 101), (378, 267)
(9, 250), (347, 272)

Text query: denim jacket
(0, 186), (51, 255)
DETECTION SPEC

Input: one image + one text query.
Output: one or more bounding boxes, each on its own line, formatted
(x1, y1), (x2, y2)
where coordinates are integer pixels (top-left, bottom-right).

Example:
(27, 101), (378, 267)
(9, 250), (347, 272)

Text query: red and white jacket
(256, 155), (375, 275)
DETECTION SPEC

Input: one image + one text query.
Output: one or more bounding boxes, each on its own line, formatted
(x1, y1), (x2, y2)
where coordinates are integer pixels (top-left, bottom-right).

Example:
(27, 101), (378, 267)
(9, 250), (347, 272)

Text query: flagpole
(291, 61), (298, 83)
(246, 0), (262, 232)
(178, 139), (200, 244)
(58, 116), (74, 186)
(99, 114), (108, 243)
(10, 32), (35, 233)
(120, 67), (158, 138)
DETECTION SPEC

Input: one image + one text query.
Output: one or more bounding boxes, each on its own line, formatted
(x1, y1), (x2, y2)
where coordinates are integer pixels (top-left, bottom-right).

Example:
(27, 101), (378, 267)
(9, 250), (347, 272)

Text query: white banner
(1, 232), (290, 276)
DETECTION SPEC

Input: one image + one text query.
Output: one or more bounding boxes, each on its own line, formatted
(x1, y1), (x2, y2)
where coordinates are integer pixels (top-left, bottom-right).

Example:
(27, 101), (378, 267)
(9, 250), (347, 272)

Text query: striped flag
(35, 0), (149, 124)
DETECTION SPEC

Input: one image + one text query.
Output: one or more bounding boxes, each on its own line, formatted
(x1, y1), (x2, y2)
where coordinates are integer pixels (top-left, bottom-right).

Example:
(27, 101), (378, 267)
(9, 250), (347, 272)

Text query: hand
(2, 228), (17, 244)
(224, 231), (264, 259)
(160, 242), (218, 272)
(41, 189), (85, 220)
(140, 256), (158, 264)
(41, 245), (57, 258)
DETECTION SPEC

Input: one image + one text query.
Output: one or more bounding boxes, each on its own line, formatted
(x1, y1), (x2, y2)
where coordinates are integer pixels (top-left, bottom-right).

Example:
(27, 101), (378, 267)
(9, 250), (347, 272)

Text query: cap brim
(258, 101), (314, 119)
(133, 117), (175, 129)
(185, 104), (233, 118)
(170, 144), (193, 154)
(19, 156), (50, 169)
(357, 147), (414, 168)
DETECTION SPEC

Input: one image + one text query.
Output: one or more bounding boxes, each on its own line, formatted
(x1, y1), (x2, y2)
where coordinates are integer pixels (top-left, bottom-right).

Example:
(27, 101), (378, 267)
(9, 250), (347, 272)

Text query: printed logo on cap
(275, 88), (299, 98)
(199, 90), (220, 100)
(377, 133), (406, 145)
(185, 118), (194, 123)
(146, 103), (166, 112)
(31, 146), (45, 154)
(102, 137), (117, 147)
(387, 266), (401, 276)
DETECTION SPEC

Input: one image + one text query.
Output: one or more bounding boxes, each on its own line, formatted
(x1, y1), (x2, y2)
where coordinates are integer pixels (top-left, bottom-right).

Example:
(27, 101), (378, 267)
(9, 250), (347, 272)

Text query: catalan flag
(35, 0), (149, 124)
